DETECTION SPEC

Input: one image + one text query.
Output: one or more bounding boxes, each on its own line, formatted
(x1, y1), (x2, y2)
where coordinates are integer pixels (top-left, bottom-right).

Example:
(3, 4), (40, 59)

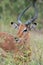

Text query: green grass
(30, 31), (43, 65)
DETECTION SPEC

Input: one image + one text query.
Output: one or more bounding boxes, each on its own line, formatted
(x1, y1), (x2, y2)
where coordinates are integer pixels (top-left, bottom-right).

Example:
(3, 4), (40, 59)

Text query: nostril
(11, 22), (14, 25)
(14, 37), (19, 42)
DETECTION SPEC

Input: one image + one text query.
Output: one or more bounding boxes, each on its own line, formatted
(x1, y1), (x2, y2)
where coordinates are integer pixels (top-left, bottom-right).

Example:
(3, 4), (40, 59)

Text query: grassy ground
(30, 31), (43, 65)
(0, 24), (43, 65)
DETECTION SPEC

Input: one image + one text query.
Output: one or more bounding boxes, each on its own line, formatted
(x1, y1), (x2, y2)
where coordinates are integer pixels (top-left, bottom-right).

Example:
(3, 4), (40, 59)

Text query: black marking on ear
(34, 23), (37, 25)
(11, 22), (14, 25)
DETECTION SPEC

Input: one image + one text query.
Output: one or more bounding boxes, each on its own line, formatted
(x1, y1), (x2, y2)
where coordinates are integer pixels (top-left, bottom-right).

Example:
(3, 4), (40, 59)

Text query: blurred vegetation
(0, 0), (43, 29)
(0, 0), (43, 65)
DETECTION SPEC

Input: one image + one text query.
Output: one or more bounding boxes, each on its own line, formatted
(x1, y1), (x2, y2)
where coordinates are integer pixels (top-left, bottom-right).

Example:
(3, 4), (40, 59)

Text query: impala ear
(33, 22), (37, 25)
(11, 22), (19, 29)
(11, 22), (14, 25)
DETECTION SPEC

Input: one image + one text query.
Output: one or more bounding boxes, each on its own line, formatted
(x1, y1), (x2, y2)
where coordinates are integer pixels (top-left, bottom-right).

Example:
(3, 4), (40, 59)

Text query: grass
(0, 23), (43, 65)
(30, 31), (43, 65)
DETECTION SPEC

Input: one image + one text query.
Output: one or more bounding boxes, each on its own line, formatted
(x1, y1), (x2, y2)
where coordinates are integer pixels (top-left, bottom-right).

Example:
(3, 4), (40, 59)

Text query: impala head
(11, 1), (38, 40)
(11, 22), (29, 40)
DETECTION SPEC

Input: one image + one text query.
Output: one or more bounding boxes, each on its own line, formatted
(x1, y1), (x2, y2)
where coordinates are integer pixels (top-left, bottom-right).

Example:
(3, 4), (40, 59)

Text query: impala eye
(23, 28), (27, 32)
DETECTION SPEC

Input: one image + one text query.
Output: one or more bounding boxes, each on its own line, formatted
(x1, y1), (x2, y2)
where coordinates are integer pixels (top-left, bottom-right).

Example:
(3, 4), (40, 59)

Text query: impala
(0, 0), (38, 59)
(11, 0), (38, 57)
